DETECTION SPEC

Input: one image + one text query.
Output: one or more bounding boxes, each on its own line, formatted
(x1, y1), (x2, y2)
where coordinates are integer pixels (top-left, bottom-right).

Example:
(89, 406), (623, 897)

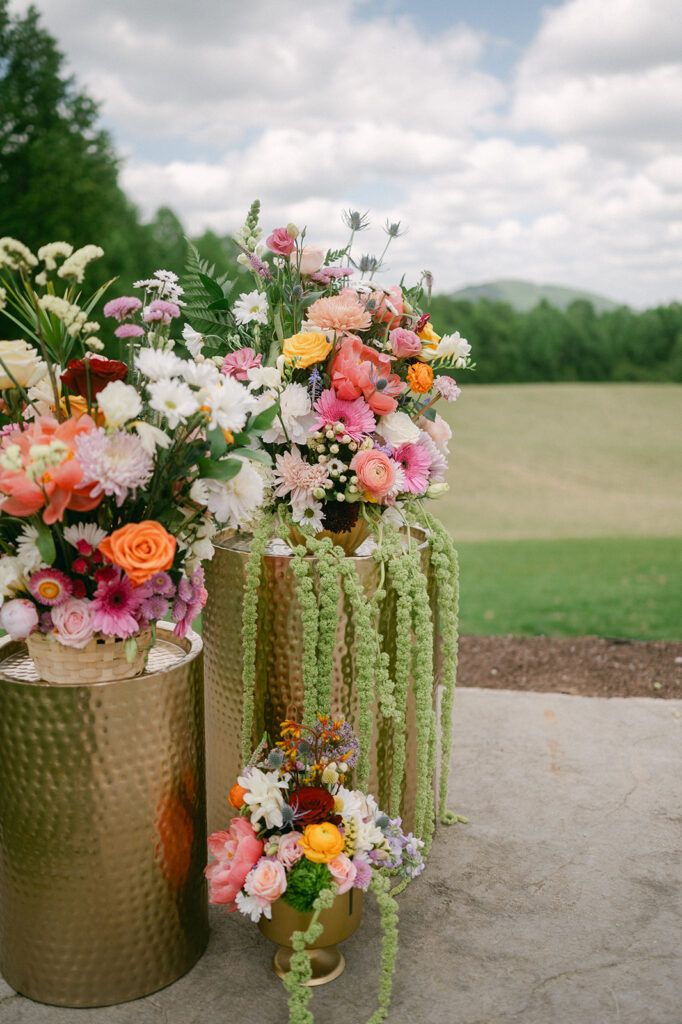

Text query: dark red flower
(289, 786), (336, 826)
(62, 357), (129, 398)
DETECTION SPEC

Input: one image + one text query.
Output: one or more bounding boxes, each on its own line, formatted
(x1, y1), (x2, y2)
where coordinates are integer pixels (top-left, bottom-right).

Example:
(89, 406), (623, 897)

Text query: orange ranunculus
(98, 520), (176, 585)
(407, 362), (434, 394)
(298, 822), (345, 863)
(229, 783), (247, 809)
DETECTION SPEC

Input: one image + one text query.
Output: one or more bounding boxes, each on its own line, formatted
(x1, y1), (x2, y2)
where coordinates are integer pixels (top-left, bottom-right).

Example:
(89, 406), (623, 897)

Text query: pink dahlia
(393, 442), (431, 495)
(307, 291), (372, 333)
(221, 347), (262, 381)
(313, 389), (376, 442)
(28, 568), (73, 607)
(273, 446), (329, 506)
(90, 569), (142, 638)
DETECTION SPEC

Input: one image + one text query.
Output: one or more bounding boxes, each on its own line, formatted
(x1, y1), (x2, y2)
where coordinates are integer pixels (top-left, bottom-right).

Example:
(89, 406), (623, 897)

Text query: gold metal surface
(259, 890), (363, 984)
(204, 532), (441, 834)
(0, 624), (209, 1008)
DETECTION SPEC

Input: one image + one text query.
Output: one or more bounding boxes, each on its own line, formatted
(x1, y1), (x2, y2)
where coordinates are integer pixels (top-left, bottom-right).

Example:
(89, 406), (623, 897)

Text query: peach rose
(407, 363), (434, 394)
(98, 520), (176, 586)
(245, 858), (288, 907)
(282, 330), (332, 369)
(51, 597), (94, 648)
(418, 413), (451, 454)
(327, 853), (357, 895)
(277, 831), (305, 869)
(299, 822), (345, 863)
(290, 246), (324, 275)
(350, 449), (397, 501)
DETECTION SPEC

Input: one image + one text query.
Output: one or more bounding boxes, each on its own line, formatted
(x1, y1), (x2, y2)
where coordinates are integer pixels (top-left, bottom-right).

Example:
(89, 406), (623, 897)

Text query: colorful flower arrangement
(182, 203), (472, 538)
(207, 715), (421, 1022)
(0, 238), (276, 662)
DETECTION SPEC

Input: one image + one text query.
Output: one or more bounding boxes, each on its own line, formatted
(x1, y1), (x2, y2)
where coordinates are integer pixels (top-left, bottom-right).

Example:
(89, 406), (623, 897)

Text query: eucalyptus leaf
(197, 457), (242, 480)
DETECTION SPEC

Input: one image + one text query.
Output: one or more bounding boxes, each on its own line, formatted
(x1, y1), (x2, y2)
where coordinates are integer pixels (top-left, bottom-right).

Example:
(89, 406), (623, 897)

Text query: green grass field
(436, 384), (682, 640)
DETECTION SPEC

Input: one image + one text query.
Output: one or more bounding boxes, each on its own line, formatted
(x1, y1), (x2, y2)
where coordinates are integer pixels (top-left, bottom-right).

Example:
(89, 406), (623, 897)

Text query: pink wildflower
(221, 347), (262, 381)
(433, 376), (461, 402)
(143, 299), (181, 325)
(103, 296), (142, 322)
(393, 443), (431, 494)
(314, 389), (376, 442)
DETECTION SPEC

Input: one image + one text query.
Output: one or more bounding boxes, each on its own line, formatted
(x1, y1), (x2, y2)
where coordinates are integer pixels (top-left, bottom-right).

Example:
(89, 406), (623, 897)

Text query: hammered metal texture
(0, 625), (209, 1008)
(204, 533), (442, 834)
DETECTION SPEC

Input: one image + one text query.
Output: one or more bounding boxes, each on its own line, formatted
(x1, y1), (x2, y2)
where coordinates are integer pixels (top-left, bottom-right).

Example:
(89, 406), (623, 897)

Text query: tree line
(2, 2), (680, 383)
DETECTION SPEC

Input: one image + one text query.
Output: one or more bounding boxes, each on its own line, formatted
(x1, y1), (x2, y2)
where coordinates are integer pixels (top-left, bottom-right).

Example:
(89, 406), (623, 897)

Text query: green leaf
(125, 637), (138, 663)
(197, 457), (242, 480)
(233, 448), (272, 465)
(35, 521), (56, 566)
(207, 427), (228, 458)
(250, 402), (279, 432)
(198, 272), (225, 302)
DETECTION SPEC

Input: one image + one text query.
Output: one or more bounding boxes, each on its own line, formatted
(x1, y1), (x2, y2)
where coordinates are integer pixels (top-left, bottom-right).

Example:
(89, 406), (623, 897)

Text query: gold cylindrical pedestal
(0, 625), (208, 1008)
(259, 889), (363, 985)
(204, 531), (441, 834)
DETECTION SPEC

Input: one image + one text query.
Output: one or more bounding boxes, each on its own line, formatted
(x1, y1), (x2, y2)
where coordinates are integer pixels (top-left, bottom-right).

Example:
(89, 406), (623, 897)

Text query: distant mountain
(449, 279), (622, 314)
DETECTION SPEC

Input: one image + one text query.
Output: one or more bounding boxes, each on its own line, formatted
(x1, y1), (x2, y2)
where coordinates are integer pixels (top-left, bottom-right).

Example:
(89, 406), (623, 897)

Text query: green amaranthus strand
(305, 536), (341, 716)
(283, 885), (337, 1024)
(240, 510), (273, 763)
(386, 541), (414, 817)
(337, 555), (377, 792)
(289, 545), (320, 727)
(406, 544), (436, 841)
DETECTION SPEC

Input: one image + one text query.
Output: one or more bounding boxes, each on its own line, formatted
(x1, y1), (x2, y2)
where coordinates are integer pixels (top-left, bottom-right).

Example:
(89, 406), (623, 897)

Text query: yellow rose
(0, 339), (47, 389)
(282, 331), (332, 369)
(298, 822), (345, 863)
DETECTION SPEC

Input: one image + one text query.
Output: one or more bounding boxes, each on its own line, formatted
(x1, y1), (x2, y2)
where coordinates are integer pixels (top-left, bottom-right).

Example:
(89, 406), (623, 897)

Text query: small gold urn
(258, 889), (363, 985)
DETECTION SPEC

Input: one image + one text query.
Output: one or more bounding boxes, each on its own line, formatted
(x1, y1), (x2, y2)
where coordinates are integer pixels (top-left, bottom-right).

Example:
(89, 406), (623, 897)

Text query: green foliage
(181, 241), (236, 343)
(282, 859), (333, 913)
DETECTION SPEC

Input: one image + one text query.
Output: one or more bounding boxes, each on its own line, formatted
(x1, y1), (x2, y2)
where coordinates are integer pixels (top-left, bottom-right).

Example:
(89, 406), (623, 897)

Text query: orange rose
(298, 822), (345, 863)
(98, 520), (176, 585)
(407, 363), (434, 394)
(229, 783), (247, 809)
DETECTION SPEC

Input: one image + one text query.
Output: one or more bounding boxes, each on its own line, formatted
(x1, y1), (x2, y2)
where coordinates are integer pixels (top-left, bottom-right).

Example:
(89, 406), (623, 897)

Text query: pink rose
(351, 449), (397, 500)
(327, 853), (357, 895)
(389, 328), (422, 358)
(50, 597), (94, 648)
(266, 228), (296, 256)
(0, 598), (38, 640)
(418, 413), (452, 454)
(220, 347), (262, 381)
(205, 817), (264, 911)
(277, 831), (305, 869)
(245, 857), (288, 907)
(291, 246), (325, 275)
(371, 285), (404, 325)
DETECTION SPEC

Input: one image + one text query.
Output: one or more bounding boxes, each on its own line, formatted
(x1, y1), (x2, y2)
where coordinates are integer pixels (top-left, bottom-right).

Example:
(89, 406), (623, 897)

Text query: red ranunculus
(289, 786), (337, 826)
(61, 357), (129, 398)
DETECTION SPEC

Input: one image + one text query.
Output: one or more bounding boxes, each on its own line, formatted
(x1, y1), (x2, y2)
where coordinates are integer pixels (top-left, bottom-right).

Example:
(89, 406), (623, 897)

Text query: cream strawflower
(56, 244), (104, 283)
(0, 237), (38, 271)
(37, 241), (73, 270)
(0, 556), (27, 603)
(0, 339), (47, 390)
(96, 380), (142, 428)
(377, 411), (420, 446)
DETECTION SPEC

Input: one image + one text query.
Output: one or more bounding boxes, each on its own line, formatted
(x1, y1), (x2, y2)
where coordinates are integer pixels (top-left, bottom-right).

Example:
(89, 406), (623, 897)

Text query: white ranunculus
(0, 339), (47, 389)
(377, 411), (420, 446)
(96, 380), (142, 428)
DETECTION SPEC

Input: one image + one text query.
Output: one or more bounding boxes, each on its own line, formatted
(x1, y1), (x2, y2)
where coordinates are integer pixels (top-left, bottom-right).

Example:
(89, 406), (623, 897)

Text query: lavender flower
(320, 719), (359, 770)
(307, 368), (323, 403)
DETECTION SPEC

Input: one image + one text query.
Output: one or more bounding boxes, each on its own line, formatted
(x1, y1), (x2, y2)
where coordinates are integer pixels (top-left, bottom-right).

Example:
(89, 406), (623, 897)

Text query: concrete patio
(1, 687), (680, 1024)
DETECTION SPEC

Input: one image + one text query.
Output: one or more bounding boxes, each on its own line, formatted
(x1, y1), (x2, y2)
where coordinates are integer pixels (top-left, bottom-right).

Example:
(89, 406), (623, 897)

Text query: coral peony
(330, 336), (404, 416)
(205, 818), (264, 911)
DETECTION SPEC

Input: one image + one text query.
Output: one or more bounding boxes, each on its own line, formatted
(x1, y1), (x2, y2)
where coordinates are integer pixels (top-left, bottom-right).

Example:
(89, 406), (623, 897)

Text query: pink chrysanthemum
(307, 292), (372, 333)
(314, 389), (376, 442)
(114, 323), (145, 339)
(140, 594), (169, 621)
(28, 568), (73, 607)
(273, 446), (329, 506)
(433, 376), (461, 402)
(90, 570), (141, 638)
(103, 296), (142, 322)
(393, 442), (431, 495)
(76, 428), (153, 506)
(221, 347), (262, 381)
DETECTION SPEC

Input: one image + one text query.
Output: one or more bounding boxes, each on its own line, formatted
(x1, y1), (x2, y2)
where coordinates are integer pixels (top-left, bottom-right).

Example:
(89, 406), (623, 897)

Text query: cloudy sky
(9, 0), (682, 307)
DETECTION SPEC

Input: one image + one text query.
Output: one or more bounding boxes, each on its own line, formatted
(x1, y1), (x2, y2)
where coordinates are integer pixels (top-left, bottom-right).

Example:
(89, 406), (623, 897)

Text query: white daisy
(135, 347), (184, 380)
(233, 290), (269, 326)
(291, 498), (324, 533)
(16, 525), (45, 572)
(63, 523), (108, 550)
(201, 376), (255, 434)
(147, 379), (199, 429)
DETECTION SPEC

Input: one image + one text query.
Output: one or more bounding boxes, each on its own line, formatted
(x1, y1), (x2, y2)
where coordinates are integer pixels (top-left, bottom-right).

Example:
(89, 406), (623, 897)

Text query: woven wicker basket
(27, 629), (154, 684)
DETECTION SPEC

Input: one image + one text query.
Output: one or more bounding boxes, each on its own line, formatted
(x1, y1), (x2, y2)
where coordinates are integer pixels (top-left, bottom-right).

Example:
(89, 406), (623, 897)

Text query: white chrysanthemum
(148, 379), (199, 429)
(180, 359), (220, 389)
(96, 381), (142, 428)
(132, 421), (172, 454)
(200, 459), (265, 529)
(377, 411), (420, 447)
(238, 766), (290, 830)
(135, 347), (184, 380)
(235, 891), (267, 923)
(201, 376), (255, 433)
(16, 525), (45, 572)
(63, 523), (108, 550)
(262, 383), (315, 445)
(182, 323), (204, 358)
(233, 290), (269, 325)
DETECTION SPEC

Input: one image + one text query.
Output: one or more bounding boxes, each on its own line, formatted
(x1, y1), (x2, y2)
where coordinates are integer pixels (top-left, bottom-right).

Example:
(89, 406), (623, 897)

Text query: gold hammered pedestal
(259, 890), (364, 985)
(0, 623), (208, 1008)
(203, 529), (442, 835)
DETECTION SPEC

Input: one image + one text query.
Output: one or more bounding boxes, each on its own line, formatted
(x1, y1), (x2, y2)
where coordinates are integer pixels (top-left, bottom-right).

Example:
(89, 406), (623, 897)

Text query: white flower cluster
(37, 241), (73, 270)
(56, 245), (104, 283)
(38, 294), (88, 337)
(0, 237), (38, 272)
(134, 269), (186, 306)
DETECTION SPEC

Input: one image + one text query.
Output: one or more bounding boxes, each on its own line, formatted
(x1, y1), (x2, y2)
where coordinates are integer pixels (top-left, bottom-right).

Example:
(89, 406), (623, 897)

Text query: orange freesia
(0, 414), (101, 523)
(98, 520), (176, 585)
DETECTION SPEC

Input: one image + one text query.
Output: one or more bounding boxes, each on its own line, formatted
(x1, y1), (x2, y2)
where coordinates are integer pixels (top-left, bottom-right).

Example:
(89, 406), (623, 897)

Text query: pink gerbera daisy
(28, 568), (73, 607)
(393, 442), (431, 495)
(314, 389), (376, 441)
(90, 569), (142, 638)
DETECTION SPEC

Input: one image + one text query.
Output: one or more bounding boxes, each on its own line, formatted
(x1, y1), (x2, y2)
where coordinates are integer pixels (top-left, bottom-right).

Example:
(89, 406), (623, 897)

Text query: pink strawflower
(76, 428), (153, 506)
(393, 442), (431, 494)
(143, 299), (181, 324)
(114, 323), (145, 339)
(220, 347), (262, 381)
(314, 389), (376, 442)
(273, 446), (329, 506)
(433, 376), (461, 402)
(103, 296), (142, 322)
(28, 568), (73, 607)
(90, 570), (142, 638)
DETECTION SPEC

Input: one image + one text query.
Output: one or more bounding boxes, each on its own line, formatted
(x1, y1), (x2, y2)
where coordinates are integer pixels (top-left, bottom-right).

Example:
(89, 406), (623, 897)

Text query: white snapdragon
(247, 365), (282, 391)
(182, 323), (204, 358)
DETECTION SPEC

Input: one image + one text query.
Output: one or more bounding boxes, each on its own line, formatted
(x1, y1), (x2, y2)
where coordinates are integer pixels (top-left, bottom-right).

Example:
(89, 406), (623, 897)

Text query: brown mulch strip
(457, 635), (682, 700)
